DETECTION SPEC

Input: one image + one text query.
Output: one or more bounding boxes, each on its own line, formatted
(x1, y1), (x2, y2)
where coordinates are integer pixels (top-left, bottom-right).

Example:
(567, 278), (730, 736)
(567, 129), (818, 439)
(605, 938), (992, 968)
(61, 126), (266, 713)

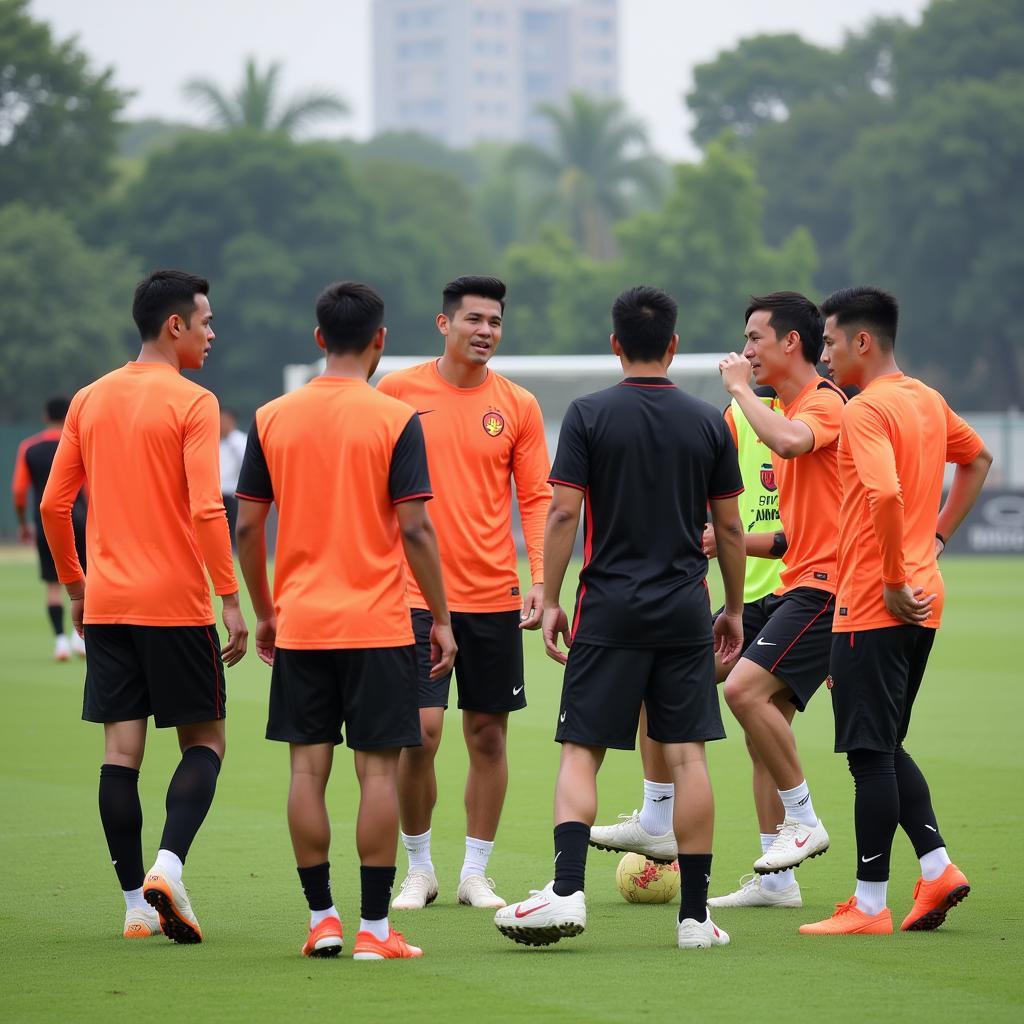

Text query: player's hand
(519, 583), (544, 631)
(713, 609), (744, 665)
(67, 582), (85, 638)
(884, 584), (937, 625)
(220, 595), (249, 666)
(719, 353), (753, 395)
(18, 523), (33, 544)
(542, 605), (571, 665)
(701, 523), (717, 559)
(934, 535), (945, 560)
(255, 616), (277, 667)
(428, 621), (457, 680)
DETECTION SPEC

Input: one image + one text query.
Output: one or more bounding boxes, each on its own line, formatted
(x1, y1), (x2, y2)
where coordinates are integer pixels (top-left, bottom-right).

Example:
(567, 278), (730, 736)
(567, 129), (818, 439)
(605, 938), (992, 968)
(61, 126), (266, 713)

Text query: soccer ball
(615, 853), (680, 904)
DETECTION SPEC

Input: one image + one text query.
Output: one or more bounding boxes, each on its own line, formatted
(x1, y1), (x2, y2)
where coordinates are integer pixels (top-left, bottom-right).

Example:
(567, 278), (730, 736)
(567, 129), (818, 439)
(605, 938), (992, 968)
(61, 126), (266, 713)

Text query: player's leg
(394, 611), (448, 909)
(37, 527), (70, 660)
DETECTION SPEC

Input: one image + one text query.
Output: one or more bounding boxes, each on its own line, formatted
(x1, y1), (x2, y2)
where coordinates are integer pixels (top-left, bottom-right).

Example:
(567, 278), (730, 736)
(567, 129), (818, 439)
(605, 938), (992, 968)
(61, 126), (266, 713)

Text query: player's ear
(373, 326), (387, 351)
(856, 330), (871, 354)
(313, 326), (327, 351)
(167, 314), (182, 339)
(666, 334), (679, 358)
(610, 333), (622, 356)
(436, 313), (449, 337)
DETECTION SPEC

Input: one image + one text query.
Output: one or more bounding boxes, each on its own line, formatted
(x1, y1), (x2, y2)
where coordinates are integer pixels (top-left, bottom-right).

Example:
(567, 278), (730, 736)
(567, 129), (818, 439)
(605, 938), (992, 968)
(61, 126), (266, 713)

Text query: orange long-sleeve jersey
(40, 362), (237, 625)
(833, 372), (983, 632)
(377, 360), (551, 612)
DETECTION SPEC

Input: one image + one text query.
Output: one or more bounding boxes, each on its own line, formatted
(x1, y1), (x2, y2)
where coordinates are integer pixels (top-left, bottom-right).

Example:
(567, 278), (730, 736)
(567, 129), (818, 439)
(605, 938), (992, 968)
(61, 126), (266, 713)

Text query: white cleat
(123, 905), (162, 938)
(708, 873), (802, 908)
(589, 810), (677, 864)
(53, 634), (71, 662)
(391, 868), (439, 910)
(754, 817), (830, 874)
(458, 874), (506, 909)
(494, 881), (586, 947)
(71, 631), (87, 658)
(677, 910), (730, 949)
(143, 869), (203, 943)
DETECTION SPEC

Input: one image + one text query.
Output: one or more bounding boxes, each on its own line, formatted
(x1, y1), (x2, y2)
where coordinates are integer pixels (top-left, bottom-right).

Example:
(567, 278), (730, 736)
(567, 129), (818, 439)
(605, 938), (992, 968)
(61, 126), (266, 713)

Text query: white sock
(310, 905), (338, 927)
(154, 849), (183, 883)
(401, 829), (433, 873)
(920, 846), (952, 881)
(638, 779), (674, 836)
(123, 886), (147, 911)
(758, 834), (796, 891)
(359, 917), (390, 941)
(854, 879), (888, 915)
(777, 780), (817, 827)
(460, 836), (494, 883)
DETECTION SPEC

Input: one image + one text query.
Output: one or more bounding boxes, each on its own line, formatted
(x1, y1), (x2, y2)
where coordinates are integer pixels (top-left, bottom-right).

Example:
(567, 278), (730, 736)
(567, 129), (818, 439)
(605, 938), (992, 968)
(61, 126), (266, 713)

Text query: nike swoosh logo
(924, 824), (937, 832)
(559, 712), (566, 723)
(512, 685), (524, 695)
(794, 836), (810, 848)
(861, 853), (883, 863)
(652, 795), (671, 803)
(514, 902), (550, 918)
(554, 852), (561, 863)
(417, 410), (435, 416)
(756, 637), (777, 646)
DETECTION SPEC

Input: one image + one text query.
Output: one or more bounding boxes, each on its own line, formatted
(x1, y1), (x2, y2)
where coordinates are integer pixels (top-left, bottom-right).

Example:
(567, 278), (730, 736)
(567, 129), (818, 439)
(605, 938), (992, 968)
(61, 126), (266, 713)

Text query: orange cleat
(352, 926), (423, 960)
(799, 896), (892, 935)
(901, 864), (970, 931)
(301, 915), (343, 957)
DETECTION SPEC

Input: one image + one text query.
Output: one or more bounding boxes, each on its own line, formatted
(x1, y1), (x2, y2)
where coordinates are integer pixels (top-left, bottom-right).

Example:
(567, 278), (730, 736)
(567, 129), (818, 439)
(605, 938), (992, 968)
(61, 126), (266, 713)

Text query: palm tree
(183, 58), (348, 135)
(514, 93), (663, 259)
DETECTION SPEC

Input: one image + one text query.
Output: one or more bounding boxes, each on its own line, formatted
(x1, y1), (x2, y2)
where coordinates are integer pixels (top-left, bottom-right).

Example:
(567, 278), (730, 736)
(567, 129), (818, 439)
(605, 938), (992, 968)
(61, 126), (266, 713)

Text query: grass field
(1, 550), (1021, 1023)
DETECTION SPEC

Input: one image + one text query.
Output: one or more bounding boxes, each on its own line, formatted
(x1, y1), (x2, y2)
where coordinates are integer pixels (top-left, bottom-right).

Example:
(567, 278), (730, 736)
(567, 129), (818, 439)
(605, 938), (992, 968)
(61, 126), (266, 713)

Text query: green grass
(1, 550), (1021, 1023)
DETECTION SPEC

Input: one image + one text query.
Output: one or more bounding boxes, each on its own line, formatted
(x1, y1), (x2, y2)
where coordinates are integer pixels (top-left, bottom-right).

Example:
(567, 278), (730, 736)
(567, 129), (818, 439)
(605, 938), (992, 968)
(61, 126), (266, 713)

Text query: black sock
(47, 603), (64, 636)
(677, 853), (712, 923)
(360, 865), (396, 921)
(297, 862), (333, 913)
(847, 749), (898, 882)
(98, 764), (144, 891)
(159, 745), (221, 863)
(895, 746), (945, 856)
(552, 821), (590, 896)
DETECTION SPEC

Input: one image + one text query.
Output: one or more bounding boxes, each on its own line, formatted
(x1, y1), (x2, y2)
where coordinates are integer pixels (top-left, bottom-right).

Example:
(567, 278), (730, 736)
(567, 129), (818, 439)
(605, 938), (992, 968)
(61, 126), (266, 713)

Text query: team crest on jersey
(759, 462), (777, 492)
(483, 410), (505, 437)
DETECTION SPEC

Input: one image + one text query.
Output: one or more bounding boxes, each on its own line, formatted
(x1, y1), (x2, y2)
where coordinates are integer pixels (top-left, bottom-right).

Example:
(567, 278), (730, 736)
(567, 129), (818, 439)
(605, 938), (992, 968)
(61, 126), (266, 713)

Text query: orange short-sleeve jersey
(241, 377), (431, 649)
(376, 360), (551, 612)
(834, 373), (983, 632)
(39, 363), (237, 626)
(774, 378), (845, 594)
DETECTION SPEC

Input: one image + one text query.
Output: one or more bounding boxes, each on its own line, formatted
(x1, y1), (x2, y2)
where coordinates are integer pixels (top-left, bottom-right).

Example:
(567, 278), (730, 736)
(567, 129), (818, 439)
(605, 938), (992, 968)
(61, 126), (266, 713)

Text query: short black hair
(820, 286), (899, 351)
(132, 269), (209, 341)
(745, 292), (824, 364)
(45, 396), (71, 421)
(612, 286), (678, 362)
(441, 276), (506, 318)
(315, 281), (385, 354)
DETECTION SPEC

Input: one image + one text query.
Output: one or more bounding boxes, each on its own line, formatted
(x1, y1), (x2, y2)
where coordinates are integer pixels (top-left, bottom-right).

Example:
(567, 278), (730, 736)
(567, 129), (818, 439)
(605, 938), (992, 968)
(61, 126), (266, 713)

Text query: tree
(183, 57), (348, 135)
(0, 0), (125, 212)
(848, 74), (1024, 409)
(0, 203), (139, 422)
(513, 93), (663, 259)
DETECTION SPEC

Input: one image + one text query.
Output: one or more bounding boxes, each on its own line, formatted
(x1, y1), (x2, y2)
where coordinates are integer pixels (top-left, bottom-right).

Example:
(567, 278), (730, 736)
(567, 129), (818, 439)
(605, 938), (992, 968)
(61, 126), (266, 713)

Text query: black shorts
(713, 596), (773, 652)
(37, 513), (86, 583)
(555, 642), (725, 750)
(830, 626), (936, 753)
(741, 587), (835, 711)
(267, 646), (421, 749)
(412, 609), (525, 714)
(83, 624), (225, 728)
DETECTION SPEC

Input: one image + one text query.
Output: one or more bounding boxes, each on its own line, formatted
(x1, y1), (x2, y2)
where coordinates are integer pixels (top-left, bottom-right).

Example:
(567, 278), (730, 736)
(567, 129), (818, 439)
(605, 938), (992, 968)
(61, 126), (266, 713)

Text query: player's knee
(469, 721), (506, 761)
(846, 748), (894, 782)
(723, 675), (751, 716)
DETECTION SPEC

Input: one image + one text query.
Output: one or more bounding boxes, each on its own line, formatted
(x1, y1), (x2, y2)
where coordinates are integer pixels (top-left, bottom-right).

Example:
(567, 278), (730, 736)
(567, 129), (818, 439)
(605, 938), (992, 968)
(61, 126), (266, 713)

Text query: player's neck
(773, 361), (820, 405)
(858, 355), (902, 389)
(620, 358), (670, 379)
(135, 340), (181, 372)
(437, 353), (488, 389)
(321, 353), (373, 381)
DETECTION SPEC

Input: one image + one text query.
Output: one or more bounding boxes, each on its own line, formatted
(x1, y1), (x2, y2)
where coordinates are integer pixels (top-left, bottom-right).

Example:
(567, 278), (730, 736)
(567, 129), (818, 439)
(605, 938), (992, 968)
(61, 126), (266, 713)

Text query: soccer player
(12, 396), (88, 660)
(716, 292), (846, 879)
(494, 286), (746, 950)
(800, 287), (990, 936)
(590, 389), (802, 907)
(235, 281), (456, 960)
(40, 269), (248, 943)
(376, 276), (551, 911)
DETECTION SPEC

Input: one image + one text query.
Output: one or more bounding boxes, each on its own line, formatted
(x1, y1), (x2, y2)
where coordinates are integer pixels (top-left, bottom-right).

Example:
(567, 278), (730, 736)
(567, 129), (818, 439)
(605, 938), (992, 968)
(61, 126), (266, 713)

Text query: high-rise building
(373, 0), (618, 149)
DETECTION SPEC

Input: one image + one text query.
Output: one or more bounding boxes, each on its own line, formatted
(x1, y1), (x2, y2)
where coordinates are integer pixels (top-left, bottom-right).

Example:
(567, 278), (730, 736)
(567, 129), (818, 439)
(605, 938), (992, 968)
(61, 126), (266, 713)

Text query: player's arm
(719, 355), (815, 458)
(542, 484), (582, 665)
(703, 523), (786, 560)
(513, 396), (552, 631)
(11, 441), (31, 541)
(709, 495), (746, 664)
(183, 393), (247, 665)
(935, 406), (992, 557)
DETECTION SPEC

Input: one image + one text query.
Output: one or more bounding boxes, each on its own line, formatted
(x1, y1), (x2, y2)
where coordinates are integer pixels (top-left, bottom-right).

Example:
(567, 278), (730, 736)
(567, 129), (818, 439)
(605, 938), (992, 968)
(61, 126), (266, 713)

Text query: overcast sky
(32, 0), (929, 159)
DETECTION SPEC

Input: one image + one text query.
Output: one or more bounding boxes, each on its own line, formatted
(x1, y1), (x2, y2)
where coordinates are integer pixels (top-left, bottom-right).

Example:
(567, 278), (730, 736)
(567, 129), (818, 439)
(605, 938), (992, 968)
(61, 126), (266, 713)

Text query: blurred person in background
(219, 408), (247, 547)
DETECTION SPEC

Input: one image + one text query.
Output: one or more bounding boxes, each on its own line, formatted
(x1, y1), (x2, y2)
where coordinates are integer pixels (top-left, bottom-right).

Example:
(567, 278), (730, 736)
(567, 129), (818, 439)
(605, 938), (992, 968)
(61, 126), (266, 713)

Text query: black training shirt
(549, 377), (743, 649)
